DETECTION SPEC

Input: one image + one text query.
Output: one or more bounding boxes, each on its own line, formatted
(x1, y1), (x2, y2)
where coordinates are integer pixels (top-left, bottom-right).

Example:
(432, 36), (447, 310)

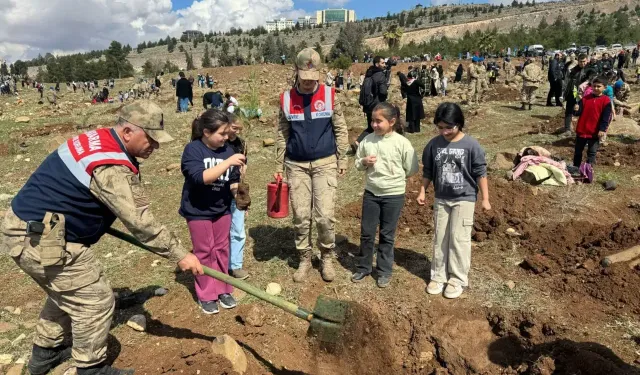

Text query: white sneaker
(444, 284), (464, 299)
(426, 281), (444, 295)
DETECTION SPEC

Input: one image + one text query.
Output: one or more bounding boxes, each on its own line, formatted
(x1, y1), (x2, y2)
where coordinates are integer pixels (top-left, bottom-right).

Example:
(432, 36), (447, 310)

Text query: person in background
(563, 54), (590, 136)
(355, 56), (388, 150)
(520, 57), (543, 111)
(398, 70), (425, 133)
(547, 53), (564, 107)
(418, 102), (491, 299)
(180, 109), (246, 314)
(203, 90), (224, 109)
(225, 93), (238, 113)
(572, 76), (611, 167)
(226, 114), (249, 280)
(176, 72), (192, 113)
(455, 63), (464, 83)
(351, 102), (418, 288)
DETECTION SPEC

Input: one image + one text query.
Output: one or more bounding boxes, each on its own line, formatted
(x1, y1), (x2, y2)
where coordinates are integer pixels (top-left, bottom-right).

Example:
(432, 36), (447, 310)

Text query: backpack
(359, 76), (376, 110)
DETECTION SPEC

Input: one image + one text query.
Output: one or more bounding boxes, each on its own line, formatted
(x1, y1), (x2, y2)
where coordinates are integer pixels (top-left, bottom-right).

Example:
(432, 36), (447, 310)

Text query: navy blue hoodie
(179, 139), (240, 220)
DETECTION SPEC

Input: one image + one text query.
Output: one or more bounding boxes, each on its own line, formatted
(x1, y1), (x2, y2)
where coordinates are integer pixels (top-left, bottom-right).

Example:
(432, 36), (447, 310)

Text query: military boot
(28, 345), (73, 375)
(529, 104), (533, 110)
(293, 252), (313, 283)
(320, 251), (336, 282)
(77, 364), (135, 375)
(519, 103), (526, 110)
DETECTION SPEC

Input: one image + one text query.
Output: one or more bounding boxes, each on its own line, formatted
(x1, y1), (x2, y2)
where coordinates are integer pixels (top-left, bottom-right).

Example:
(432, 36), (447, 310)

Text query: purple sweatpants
(187, 215), (233, 302)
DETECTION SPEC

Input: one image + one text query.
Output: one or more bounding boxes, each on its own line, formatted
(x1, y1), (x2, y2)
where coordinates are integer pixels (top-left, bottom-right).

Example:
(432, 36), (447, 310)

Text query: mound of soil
(485, 84), (519, 102)
(19, 122), (76, 138)
(599, 141), (640, 168)
(521, 220), (640, 313)
(528, 112), (565, 135)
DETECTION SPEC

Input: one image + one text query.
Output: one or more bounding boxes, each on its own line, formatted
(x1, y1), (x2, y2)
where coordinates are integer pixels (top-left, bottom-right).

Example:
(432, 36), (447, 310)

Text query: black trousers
(573, 136), (599, 166)
(407, 120), (421, 133)
(357, 190), (405, 277)
(356, 111), (374, 143)
(564, 95), (576, 131)
(547, 80), (562, 105)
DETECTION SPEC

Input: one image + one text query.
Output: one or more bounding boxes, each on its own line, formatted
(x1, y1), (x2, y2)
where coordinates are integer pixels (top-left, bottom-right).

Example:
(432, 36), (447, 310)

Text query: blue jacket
(281, 84), (336, 162)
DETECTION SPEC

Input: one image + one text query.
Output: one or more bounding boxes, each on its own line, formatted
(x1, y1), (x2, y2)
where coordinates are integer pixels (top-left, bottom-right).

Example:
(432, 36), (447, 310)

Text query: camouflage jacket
(522, 63), (543, 87)
(89, 165), (188, 262)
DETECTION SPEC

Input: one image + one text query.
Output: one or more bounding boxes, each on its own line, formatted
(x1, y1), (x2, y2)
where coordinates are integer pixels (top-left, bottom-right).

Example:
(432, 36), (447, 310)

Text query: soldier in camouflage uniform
(467, 56), (483, 105)
(503, 57), (513, 85)
(275, 48), (349, 283)
(0, 101), (202, 375)
(614, 80), (632, 116)
(520, 57), (543, 110)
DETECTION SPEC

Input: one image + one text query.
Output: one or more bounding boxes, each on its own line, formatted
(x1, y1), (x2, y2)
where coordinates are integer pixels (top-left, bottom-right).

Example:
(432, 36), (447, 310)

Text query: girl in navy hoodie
(180, 109), (246, 314)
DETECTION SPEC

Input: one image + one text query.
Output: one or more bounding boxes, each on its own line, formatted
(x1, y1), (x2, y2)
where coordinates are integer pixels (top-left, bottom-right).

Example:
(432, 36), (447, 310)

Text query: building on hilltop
(265, 18), (295, 32)
(182, 30), (203, 41)
(316, 9), (356, 24)
(297, 16), (318, 28)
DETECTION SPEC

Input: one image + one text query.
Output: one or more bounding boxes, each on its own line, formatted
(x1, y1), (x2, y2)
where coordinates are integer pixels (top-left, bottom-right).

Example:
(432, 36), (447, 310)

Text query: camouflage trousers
(521, 86), (538, 105)
(468, 79), (483, 104)
(0, 209), (114, 368)
(285, 160), (337, 255)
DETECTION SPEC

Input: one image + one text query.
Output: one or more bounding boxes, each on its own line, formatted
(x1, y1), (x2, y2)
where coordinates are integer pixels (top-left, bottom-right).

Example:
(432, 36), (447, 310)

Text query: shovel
(106, 227), (348, 343)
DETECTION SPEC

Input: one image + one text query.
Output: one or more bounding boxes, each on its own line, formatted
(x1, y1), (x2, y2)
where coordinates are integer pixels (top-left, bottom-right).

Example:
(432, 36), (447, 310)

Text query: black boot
(77, 364), (135, 375)
(519, 103), (526, 110)
(528, 104), (533, 110)
(28, 345), (73, 375)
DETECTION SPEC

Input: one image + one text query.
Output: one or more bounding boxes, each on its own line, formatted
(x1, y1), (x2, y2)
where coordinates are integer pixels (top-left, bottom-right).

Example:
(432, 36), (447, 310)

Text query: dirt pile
(599, 141), (640, 168)
(521, 220), (640, 313)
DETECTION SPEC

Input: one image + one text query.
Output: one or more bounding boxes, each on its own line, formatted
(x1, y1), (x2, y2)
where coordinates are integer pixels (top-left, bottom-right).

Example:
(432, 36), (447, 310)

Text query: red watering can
(267, 176), (289, 218)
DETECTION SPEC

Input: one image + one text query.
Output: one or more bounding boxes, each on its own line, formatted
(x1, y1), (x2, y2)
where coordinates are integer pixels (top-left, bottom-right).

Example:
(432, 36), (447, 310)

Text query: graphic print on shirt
(203, 157), (233, 190)
(435, 147), (466, 190)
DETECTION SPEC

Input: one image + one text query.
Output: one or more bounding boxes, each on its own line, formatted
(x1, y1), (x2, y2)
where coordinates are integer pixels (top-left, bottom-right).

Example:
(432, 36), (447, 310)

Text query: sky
(0, 0), (550, 63)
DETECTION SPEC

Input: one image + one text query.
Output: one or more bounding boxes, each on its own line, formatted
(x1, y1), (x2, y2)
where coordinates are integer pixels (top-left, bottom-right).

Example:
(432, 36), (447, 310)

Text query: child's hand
(481, 200), (492, 212)
(598, 131), (606, 139)
(416, 190), (426, 206)
(227, 153), (246, 167)
(361, 155), (377, 167)
(573, 104), (579, 111)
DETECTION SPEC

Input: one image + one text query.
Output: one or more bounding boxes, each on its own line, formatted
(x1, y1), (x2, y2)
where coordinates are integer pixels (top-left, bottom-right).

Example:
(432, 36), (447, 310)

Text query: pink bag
(579, 162), (594, 183)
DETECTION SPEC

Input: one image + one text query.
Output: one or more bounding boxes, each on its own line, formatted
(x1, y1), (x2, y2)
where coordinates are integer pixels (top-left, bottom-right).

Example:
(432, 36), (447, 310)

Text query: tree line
(374, 6), (640, 58)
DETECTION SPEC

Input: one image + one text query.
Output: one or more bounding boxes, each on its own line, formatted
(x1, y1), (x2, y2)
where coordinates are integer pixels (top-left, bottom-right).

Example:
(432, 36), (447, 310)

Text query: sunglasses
(435, 124), (458, 131)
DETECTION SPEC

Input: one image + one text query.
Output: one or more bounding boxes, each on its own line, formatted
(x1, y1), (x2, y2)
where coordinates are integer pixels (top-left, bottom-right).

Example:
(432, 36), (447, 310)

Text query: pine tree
(202, 44), (212, 68)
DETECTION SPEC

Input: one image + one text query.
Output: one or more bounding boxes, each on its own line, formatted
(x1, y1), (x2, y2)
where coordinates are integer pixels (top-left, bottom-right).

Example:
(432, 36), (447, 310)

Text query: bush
(330, 55), (352, 70)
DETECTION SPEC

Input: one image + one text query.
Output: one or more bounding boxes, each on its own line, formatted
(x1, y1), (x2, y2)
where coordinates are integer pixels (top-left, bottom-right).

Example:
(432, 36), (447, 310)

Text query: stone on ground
(243, 305), (265, 327)
(0, 354), (14, 365)
(0, 322), (18, 334)
(5, 364), (24, 375)
(262, 138), (275, 147)
(165, 163), (180, 172)
(210, 335), (247, 374)
(265, 282), (282, 296)
(126, 314), (147, 332)
(15, 116), (30, 123)
(488, 152), (516, 171)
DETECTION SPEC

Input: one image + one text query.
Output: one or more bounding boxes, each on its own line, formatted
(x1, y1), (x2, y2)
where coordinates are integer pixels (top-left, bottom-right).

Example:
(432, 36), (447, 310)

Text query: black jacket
(363, 65), (388, 112)
(564, 65), (588, 99)
(175, 77), (192, 99)
(548, 59), (563, 82)
(398, 73), (425, 121)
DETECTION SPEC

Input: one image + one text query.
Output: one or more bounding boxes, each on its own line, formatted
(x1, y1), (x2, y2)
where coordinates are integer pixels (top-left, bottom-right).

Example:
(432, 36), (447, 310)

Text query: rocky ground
(2, 61), (640, 374)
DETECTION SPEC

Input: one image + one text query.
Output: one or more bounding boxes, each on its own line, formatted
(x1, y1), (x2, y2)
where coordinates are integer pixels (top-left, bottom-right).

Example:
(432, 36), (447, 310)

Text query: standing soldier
(479, 57), (489, 94)
(274, 48), (349, 283)
(467, 56), (482, 105)
(520, 57), (543, 110)
(503, 57), (513, 85)
(0, 101), (203, 375)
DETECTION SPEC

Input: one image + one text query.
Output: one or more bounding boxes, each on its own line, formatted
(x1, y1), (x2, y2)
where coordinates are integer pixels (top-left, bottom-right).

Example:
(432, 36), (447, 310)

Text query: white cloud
(0, 0), (302, 63)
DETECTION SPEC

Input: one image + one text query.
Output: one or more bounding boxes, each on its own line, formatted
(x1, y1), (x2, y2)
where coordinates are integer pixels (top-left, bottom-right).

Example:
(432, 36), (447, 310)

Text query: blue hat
(478, 57), (485, 62)
(472, 56), (479, 62)
(614, 80), (624, 90)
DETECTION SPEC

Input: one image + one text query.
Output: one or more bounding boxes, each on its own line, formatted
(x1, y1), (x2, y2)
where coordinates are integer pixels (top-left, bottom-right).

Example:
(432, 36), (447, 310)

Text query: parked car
(578, 46), (590, 54)
(595, 45), (607, 53)
(527, 44), (545, 57)
(610, 43), (623, 51)
(624, 43), (636, 51)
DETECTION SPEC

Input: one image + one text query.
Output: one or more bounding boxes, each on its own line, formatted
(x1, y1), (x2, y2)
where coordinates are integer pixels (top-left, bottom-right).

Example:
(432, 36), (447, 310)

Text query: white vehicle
(610, 43), (623, 51)
(528, 44), (545, 56)
(595, 45), (607, 53)
(624, 43), (636, 51)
